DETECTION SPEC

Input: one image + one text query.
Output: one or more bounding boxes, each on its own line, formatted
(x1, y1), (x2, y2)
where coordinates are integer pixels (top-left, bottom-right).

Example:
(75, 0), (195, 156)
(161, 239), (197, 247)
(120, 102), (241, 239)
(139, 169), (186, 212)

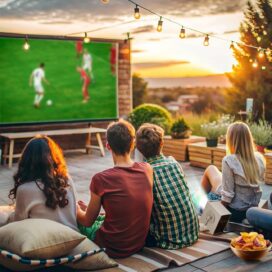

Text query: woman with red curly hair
(8, 135), (78, 231)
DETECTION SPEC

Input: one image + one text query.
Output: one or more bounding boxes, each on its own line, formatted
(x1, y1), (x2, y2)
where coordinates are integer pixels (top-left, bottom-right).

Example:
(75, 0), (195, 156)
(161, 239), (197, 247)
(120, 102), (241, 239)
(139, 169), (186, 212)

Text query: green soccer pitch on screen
(0, 37), (118, 125)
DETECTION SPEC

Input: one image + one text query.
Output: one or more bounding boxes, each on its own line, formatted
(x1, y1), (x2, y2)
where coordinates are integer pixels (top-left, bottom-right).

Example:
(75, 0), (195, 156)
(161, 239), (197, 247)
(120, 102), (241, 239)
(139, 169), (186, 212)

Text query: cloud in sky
(0, 0), (247, 21)
(133, 60), (190, 69)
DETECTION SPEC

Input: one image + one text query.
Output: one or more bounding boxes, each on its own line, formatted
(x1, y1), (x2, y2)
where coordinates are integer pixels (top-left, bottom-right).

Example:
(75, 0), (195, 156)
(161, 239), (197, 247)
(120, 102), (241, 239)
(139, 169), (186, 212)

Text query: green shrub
(249, 120), (272, 147)
(171, 117), (191, 139)
(128, 103), (172, 133)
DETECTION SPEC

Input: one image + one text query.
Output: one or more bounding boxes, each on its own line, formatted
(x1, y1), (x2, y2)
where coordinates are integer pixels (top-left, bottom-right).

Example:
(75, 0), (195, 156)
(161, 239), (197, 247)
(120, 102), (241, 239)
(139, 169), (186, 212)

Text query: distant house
(165, 94), (199, 114)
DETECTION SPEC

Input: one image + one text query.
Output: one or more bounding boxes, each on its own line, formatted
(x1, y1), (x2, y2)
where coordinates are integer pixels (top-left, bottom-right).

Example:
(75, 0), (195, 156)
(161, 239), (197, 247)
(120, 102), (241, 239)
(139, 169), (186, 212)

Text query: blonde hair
(226, 122), (263, 185)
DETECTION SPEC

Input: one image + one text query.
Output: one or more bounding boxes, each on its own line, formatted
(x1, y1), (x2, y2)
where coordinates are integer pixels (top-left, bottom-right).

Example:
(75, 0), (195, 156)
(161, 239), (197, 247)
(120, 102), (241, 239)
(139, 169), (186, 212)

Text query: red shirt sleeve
(90, 173), (105, 197)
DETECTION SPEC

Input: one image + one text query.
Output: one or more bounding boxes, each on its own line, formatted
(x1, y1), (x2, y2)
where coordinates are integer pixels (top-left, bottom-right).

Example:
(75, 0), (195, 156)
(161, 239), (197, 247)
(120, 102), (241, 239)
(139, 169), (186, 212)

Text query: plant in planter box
(201, 115), (234, 147)
(171, 117), (191, 139)
(249, 120), (272, 153)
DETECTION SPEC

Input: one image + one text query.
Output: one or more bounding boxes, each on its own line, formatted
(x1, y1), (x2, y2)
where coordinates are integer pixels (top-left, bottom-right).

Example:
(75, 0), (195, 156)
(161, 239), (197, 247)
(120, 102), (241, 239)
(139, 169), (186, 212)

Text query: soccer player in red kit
(76, 67), (90, 103)
(110, 44), (116, 74)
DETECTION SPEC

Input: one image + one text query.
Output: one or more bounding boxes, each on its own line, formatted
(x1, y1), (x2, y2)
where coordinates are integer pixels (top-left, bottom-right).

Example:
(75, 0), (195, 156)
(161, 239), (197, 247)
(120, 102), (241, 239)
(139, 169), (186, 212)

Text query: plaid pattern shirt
(146, 154), (199, 249)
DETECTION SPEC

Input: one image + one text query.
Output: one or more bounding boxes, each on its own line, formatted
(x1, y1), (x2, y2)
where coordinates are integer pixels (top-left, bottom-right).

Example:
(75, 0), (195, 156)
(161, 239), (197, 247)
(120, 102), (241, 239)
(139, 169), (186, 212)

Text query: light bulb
(203, 35), (209, 46)
(230, 41), (235, 50)
(179, 27), (185, 39)
(23, 38), (30, 51)
(83, 32), (90, 43)
(262, 66), (266, 70)
(100, 0), (109, 4)
(258, 49), (264, 58)
(157, 17), (163, 32)
(134, 5), (140, 19)
(252, 60), (258, 68)
(266, 48), (271, 56)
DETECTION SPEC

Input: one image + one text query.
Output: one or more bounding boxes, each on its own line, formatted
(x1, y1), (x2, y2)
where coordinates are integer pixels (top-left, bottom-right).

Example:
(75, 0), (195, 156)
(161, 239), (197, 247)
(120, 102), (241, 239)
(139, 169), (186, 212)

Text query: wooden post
(96, 133), (105, 157)
(8, 139), (14, 168)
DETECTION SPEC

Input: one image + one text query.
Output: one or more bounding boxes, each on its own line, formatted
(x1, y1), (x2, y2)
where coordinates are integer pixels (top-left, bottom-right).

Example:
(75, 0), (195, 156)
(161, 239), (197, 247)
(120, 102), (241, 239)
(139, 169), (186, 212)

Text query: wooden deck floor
(0, 150), (272, 271)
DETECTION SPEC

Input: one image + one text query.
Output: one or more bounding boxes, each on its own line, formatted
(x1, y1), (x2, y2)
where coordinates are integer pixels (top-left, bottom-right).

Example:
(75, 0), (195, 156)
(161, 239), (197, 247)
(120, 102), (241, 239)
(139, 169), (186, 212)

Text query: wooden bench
(264, 153), (272, 185)
(0, 127), (106, 168)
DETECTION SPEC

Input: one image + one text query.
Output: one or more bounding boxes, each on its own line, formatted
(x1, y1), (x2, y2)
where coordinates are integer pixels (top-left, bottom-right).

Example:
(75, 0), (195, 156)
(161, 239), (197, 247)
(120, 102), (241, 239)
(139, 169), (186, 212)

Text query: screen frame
(0, 32), (122, 127)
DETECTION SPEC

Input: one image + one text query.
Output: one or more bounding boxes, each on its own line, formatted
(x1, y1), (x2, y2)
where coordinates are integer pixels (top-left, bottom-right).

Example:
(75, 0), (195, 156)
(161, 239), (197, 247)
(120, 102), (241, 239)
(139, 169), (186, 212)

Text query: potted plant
(171, 117), (192, 139)
(201, 122), (223, 147)
(201, 115), (234, 147)
(249, 120), (272, 153)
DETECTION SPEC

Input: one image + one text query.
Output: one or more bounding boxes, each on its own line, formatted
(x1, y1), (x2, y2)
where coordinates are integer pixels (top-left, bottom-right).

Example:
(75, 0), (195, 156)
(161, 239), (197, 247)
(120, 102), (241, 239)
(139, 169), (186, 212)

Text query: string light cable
(125, 0), (269, 53)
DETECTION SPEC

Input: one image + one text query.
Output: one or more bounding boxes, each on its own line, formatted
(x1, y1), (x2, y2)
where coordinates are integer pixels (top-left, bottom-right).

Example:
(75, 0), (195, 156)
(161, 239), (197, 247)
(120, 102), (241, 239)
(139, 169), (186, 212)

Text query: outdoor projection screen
(0, 36), (118, 125)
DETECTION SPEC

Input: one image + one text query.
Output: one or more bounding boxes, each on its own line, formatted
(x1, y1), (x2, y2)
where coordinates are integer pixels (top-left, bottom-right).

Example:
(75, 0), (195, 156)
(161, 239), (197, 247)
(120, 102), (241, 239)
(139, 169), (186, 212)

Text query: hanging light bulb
(249, 59), (253, 63)
(262, 66), (266, 70)
(258, 49), (265, 58)
(157, 16), (163, 32)
(100, 0), (109, 4)
(83, 32), (90, 43)
(23, 36), (30, 51)
(230, 41), (235, 50)
(179, 27), (185, 39)
(252, 60), (258, 68)
(203, 35), (209, 46)
(134, 5), (140, 19)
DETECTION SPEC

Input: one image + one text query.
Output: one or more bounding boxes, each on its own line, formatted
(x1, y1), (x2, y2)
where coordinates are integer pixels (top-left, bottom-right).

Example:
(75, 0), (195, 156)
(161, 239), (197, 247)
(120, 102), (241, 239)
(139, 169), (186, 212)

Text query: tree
(132, 73), (148, 108)
(227, 0), (272, 121)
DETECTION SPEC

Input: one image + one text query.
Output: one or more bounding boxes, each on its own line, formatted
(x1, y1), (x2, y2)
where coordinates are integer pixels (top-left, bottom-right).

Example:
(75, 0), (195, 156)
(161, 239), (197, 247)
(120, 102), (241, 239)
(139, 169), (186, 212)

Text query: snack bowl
(231, 241), (271, 261)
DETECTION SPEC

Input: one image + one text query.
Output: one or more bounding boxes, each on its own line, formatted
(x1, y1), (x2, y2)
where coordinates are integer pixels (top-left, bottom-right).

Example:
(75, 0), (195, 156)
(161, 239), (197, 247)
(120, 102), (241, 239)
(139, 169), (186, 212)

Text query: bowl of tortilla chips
(231, 232), (271, 261)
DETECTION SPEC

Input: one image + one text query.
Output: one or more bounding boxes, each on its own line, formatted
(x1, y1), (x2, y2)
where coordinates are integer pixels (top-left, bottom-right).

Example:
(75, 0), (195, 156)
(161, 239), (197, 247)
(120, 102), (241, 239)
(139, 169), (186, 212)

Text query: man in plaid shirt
(136, 124), (199, 249)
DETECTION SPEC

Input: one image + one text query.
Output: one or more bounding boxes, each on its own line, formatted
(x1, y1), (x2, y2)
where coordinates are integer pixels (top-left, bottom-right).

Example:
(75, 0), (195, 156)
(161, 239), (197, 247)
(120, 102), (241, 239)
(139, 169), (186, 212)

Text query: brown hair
(107, 120), (135, 155)
(136, 123), (164, 159)
(9, 135), (69, 209)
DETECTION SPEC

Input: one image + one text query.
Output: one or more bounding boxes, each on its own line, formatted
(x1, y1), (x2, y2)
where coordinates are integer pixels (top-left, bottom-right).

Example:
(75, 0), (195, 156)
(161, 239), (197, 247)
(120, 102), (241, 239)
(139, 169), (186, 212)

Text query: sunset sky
(0, 0), (250, 78)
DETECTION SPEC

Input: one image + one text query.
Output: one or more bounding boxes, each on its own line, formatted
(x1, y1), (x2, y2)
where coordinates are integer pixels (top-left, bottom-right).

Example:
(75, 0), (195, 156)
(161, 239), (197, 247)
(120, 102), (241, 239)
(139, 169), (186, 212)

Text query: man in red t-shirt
(77, 120), (153, 258)
(76, 67), (90, 103)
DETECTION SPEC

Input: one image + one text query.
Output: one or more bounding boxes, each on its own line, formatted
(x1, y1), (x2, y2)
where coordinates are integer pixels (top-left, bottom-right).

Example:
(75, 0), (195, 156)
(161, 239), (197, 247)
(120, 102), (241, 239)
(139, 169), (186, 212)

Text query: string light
(258, 49), (265, 58)
(262, 66), (266, 70)
(100, 0), (109, 4)
(134, 5), (140, 19)
(252, 60), (258, 68)
(157, 16), (163, 32)
(230, 41), (235, 50)
(83, 32), (90, 43)
(179, 27), (185, 39)
(23, 36), (30, 51)
(203, 35), (209, 46)
(266, 48), (271, 56)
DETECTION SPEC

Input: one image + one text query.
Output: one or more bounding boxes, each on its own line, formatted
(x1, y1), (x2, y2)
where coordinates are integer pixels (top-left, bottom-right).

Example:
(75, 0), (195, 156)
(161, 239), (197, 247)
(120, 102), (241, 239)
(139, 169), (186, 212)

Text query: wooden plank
(189, 153), (211, 160)
(191, 249), (233, 269)
(190, 161), (210, 168)
(0, 127), (106, 140)
(189, 157), (212, 164)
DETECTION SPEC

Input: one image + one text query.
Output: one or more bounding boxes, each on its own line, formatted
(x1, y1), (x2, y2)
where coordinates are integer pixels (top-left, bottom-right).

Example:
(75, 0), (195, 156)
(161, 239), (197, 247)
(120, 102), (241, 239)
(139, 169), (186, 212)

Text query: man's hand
(78, 200), (88, 212)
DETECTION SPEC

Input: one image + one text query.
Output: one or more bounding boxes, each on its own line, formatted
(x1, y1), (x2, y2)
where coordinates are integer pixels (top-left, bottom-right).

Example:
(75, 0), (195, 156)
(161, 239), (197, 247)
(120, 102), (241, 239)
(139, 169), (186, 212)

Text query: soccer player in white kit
(82, 49), (94, 81)
(29, 63), (49, 108)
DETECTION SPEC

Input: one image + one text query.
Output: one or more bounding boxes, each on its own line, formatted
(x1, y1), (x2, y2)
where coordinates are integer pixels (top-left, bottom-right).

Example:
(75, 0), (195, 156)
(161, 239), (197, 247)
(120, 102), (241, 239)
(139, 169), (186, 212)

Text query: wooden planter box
(163, 135), (205, 161)
(212, 145), (227, 171)
(188, 142), (226, 169)
(264, 153), (272, 185)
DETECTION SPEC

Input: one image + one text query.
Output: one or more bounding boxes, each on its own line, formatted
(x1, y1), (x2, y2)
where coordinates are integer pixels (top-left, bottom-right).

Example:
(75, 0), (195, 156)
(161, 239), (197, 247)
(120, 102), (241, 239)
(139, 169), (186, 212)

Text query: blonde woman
(201, 122), (265, 223)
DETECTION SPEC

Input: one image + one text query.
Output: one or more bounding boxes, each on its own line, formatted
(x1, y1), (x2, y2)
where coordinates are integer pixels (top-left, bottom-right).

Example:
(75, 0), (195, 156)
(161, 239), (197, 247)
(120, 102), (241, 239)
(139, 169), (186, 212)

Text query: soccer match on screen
(0, 38), (118, 124)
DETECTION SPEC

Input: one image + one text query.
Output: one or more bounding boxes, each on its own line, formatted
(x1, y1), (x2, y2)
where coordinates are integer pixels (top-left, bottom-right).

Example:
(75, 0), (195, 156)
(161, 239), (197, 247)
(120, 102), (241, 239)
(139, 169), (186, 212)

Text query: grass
(181, 113), (219, 136)
(0, 38), (117, 124)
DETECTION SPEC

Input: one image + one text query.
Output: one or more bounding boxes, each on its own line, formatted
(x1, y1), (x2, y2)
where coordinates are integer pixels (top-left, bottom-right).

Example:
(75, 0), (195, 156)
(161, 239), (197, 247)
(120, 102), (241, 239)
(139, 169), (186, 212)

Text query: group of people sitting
(6, 120), (272, 258)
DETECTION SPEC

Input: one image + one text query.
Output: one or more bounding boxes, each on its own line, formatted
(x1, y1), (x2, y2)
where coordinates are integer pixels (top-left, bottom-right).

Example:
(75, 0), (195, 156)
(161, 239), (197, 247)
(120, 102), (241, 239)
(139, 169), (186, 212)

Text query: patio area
(0, 151), (272, 271)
